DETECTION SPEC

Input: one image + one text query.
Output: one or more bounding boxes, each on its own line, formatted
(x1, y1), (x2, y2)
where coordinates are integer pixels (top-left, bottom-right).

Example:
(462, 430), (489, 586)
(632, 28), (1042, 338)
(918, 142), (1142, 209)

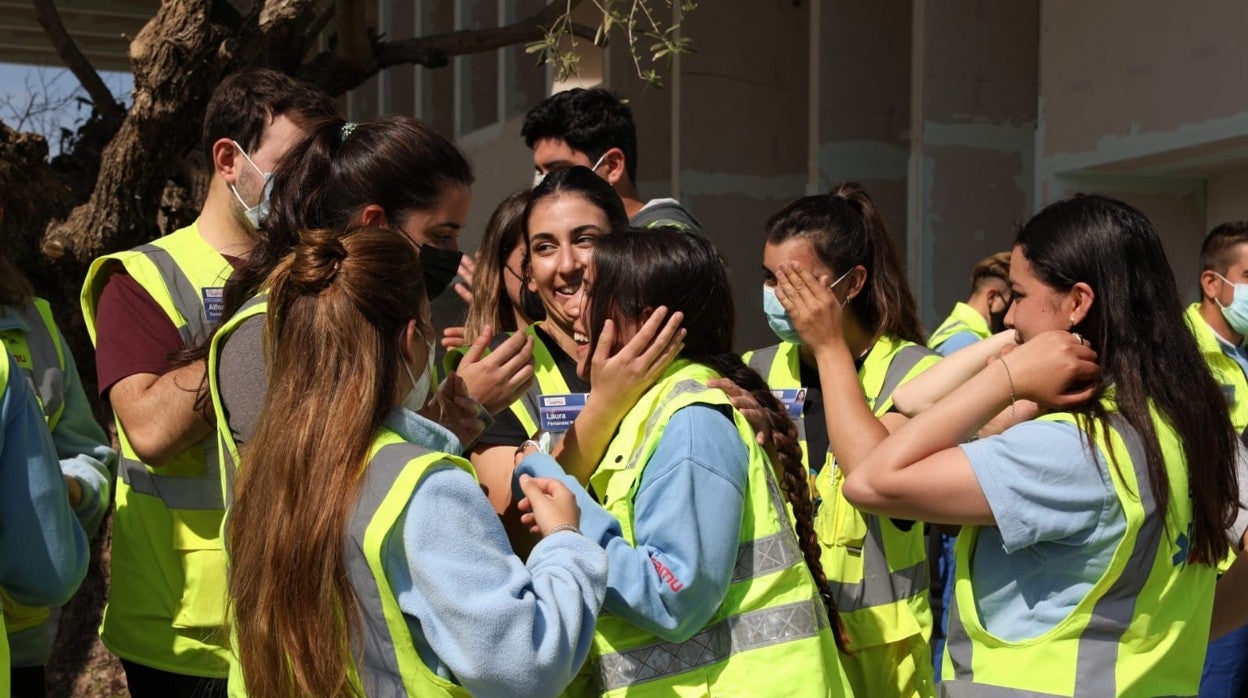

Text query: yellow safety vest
(1185, 304), (1248, 437)
(80, 221), (232, 676)
(585, 360), (849, 697)
(207, 293), (269, 509)
(746, 337), (940, 662)
(927, 302), (990, 353)
(0, 299), (69, 637)
(942, 407), (1214, 696)
(0, 352), (10, 697)
(347, 429), (476, 696)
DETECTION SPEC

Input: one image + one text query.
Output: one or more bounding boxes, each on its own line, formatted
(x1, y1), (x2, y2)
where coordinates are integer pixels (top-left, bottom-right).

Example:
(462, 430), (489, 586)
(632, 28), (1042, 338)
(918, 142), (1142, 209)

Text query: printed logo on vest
(539, 393), (588, 432)
(771, 388), (807, 419)
(202, 287), (224, 326)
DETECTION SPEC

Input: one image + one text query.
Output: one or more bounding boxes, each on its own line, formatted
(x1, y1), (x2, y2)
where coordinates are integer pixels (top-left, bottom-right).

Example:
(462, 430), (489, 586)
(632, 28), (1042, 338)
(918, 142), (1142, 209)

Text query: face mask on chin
(401, 329), (436, 413)
(229, 141), (273, 229)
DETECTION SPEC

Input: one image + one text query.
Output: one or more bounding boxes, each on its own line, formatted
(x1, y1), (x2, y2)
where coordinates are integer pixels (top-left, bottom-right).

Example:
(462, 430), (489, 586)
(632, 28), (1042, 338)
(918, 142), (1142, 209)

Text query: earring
(1068, 315), (1076, 329)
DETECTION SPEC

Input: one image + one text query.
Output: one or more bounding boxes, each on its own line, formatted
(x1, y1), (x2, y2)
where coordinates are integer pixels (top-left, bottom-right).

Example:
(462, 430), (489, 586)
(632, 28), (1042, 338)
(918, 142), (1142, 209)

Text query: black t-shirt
(798, 359), (830, 474)
(476, 325), (590, 447)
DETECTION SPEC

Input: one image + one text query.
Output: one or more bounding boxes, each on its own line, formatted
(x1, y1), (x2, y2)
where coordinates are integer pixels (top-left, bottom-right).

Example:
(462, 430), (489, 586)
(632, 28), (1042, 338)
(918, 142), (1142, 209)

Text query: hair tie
(340, 121), (358, 142)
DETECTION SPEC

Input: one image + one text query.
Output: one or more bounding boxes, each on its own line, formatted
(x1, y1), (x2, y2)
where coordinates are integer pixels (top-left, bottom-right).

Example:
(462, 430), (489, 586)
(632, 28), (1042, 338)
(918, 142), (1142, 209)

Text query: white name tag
(771, 388), (807, 419)
(539, 393), (588, 432)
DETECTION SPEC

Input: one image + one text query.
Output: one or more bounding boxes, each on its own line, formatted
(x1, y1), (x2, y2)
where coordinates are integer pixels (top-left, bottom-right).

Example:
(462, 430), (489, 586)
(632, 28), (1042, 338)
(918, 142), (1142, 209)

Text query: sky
(0, 61), (133, 155)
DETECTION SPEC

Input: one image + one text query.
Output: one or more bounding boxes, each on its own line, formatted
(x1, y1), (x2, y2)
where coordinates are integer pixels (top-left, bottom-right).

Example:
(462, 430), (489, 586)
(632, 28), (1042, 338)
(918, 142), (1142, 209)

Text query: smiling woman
(466, 167), (630, 553)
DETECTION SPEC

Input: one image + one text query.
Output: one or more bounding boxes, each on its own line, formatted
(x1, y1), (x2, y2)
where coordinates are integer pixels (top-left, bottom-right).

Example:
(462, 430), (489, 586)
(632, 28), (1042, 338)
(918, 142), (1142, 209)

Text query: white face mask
(531, 152), (608, 189)
(401, 327), (436, 413)
(1215, 272), (1248, 336)
(229, 141), (273, 229)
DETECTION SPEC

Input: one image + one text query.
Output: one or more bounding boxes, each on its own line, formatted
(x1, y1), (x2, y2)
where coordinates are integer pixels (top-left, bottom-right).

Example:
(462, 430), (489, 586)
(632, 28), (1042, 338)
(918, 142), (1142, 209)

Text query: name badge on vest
(771, 388), (807, 419)
(202, 287), (225, 325)
(539, 393), (588, 432)
(1221, 383), (1237, 406)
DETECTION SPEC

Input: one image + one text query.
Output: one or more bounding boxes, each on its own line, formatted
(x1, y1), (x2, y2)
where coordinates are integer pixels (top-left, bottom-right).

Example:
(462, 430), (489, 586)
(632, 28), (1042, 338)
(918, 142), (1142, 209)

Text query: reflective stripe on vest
(597, 598), (828, 692)
(941, 416), (1170, 697)
(132, 242), (212, 346)
(8, 300), (66, 427)
(209, 292), (269, 510)
(344, 437), (472, 697)
(589, 361), (841, 695)
(118, 449), (223, 510)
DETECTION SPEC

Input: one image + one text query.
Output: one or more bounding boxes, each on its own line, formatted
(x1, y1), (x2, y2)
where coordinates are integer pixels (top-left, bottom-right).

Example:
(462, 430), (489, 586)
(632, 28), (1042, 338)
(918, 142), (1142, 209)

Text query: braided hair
(586, 226), (847, 645)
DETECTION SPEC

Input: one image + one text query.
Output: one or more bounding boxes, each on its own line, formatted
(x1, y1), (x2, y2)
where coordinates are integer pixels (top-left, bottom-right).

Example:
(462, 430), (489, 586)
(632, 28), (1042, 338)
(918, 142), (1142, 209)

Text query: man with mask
(1189, 221), (1248, 698)
(928, 251), (1011, 356)
(521, 87), (702, 231)
(80, 70), (337, 697)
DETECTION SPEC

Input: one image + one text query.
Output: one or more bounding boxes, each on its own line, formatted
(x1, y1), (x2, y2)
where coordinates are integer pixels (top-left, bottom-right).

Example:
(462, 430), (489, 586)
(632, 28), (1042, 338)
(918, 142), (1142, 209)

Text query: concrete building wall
(909, 0), (1038, 328)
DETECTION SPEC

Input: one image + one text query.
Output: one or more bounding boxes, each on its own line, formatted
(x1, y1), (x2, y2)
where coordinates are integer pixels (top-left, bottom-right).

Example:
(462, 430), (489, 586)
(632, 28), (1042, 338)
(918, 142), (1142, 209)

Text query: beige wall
(910, 0), (1038, 327)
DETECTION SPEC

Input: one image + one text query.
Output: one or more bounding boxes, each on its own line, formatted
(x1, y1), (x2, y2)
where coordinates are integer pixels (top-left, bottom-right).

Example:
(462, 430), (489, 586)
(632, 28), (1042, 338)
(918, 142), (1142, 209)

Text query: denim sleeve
(385, 465), (607, 698)
(49, 327), (114, 536)
(0, 351), (89, 606)
(517, 404), (749, 643)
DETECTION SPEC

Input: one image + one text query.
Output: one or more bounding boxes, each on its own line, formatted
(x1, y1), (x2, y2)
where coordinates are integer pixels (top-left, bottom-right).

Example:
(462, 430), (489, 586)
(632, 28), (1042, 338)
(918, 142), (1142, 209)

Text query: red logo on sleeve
(651, 556), (685, 592)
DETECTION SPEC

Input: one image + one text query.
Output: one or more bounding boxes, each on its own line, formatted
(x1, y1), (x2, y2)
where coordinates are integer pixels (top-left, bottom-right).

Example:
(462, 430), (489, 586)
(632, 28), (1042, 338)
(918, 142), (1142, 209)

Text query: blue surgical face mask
(761, 268), (855, 345)
(1215, 273), (1248, 336)
(230, 141), (273, 229)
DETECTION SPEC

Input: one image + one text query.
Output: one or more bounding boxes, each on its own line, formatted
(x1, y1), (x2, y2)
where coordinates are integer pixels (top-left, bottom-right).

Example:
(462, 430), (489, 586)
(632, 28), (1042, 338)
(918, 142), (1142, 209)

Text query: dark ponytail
(765, 182), (925, 344)
(588, 226), (847, 645)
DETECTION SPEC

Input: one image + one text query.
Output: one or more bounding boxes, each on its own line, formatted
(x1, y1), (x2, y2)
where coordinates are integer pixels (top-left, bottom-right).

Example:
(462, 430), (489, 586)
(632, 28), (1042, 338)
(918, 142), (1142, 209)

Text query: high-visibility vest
(346, 429), (476, 696)
(1185, 304), (1248, 439)
(80, 222), (232, 676)
(207, 292), (269, 509)
(941, 408), (1214, 696)
(0, 352), (10, 697)
(747, 338), (939, 655)
(585, 359), (850, 697)
(927, 302), (990, 353)
(815, 337), (938, 653)
(0, 299), (67, 428)
(0, 299), (69, 637)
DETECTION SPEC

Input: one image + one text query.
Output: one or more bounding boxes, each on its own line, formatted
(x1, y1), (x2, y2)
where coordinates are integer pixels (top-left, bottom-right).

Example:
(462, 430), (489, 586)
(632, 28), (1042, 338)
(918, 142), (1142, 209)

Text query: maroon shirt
(94, 256), (242, 398)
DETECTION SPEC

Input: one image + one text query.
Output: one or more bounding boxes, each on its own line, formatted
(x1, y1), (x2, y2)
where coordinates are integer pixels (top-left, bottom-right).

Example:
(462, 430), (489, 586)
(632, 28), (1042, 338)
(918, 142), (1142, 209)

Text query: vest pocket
(170, 511), (228, 630)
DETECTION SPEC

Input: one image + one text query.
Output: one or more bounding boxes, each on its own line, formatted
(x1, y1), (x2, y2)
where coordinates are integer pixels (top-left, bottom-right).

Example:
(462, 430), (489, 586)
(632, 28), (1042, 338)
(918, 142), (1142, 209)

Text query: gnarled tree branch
(30, 0), (124, 119)
(301, 0), (595, 96)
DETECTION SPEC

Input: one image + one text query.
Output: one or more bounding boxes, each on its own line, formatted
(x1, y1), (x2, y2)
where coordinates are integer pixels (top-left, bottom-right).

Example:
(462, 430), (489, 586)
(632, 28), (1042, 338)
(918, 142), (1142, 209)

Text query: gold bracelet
(998, 356), (1018, 420)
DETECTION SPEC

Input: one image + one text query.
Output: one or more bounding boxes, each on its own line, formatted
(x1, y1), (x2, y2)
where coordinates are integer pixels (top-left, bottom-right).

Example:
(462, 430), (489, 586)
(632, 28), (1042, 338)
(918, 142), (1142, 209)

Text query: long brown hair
(1018, 195), (1238, 565)
(765, 182), (925, 344)
(586, 227), (848, 646)
(463, 189), (530, 342)
(227, 226), (426, 697)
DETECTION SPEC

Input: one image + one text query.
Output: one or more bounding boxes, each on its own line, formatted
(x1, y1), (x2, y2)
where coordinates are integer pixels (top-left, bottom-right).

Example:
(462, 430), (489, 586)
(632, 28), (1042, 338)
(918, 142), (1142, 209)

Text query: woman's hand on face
(707, 378), (771, 446)
(517, 474), (581, 536)
(998, 330), (1100, 409)
(775, 262), (845, 352)
(587, 307), (686, 417)
(455, 324), (536, 415)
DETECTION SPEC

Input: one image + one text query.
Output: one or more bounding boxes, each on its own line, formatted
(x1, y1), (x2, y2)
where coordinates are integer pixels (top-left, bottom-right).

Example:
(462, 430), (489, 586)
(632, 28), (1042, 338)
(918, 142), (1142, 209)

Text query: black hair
(202, 69), (338, 161)
(524, 166), (629, 239)
(765, 183), (925, 345)
(1200, 221), (1248, 275)
(586, 227), (848, 647)
(521, 88), (639, 183)
(1017, 194), (1239, 565)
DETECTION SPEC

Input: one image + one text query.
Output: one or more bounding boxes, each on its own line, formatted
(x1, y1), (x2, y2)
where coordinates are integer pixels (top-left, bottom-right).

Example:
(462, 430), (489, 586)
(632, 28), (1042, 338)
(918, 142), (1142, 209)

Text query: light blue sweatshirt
(516, 403), (750, 643)
(380, 408), (609, 698)
(0, 303), (115, 666)
(0, 349), (89, 610)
